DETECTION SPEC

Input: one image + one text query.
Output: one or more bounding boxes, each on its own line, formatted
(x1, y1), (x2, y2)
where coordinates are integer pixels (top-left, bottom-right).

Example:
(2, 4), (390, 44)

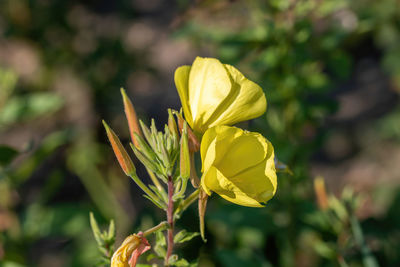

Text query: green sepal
(174, 230), (200, 244)
(149, 184), (168, 204)
(139, 120), (156, 150)
(179, 123), (190, 180)
(143, 194), (166, 210)
(134, 132), (158, 161)
(89, 212), (102, 246)
(131, 143), (161, 176)
(168, 108), (179, 136)
(107, 219), (115, 240)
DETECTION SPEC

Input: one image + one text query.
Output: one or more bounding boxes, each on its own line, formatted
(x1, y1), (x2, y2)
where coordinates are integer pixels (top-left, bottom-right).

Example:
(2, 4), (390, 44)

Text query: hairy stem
(166, 175), (174, 265)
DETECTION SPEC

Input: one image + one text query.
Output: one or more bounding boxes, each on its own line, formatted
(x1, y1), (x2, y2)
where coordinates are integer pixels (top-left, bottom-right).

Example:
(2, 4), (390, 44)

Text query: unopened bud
(103, 120), (136, 176)
(139, 120), (156, 150)
(175, 111), (200, 153)
(198, 188), (208, 242)
(180, 123), (190, 180)
(314, 176), (328, 210)
(189, 153), (200, 188)
(121, 88), (142, 148)
(168, 109), (178, 136)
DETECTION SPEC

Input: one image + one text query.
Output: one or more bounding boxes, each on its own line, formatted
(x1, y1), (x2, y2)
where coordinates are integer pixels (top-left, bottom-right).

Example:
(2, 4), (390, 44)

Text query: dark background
(0, 0), (399, 266)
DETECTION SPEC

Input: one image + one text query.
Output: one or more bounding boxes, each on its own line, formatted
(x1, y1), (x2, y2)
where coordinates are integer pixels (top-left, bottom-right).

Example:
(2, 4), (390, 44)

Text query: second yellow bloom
(200, 125), (277, 207)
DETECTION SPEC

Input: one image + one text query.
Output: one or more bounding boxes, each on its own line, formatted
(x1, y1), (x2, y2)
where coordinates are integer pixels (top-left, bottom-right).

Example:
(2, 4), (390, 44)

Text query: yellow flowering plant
(93, 57), (281, 266)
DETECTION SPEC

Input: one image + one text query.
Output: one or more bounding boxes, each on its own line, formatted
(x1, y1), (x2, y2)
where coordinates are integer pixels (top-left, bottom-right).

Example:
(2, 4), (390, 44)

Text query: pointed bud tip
(102, 120), (109, 130)
(120, 88), (142, 147)
(314, 176), (328, 210)
(120, 87), (127, 97)
(121, 88), (130, 105)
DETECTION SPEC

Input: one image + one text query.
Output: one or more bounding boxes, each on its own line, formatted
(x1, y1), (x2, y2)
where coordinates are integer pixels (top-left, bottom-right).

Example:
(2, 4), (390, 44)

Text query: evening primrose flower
(175, 57), (266, 134)
(200, 125), (277, 207)
(111, 233), (150, 267)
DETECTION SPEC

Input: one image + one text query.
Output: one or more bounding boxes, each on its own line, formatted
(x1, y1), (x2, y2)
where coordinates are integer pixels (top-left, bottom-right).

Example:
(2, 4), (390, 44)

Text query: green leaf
(108, 219), (115, 240)
(168, 255), (189, 267)
(167, 254), (179, 265)
(173, 259), (190, 267)
(89, 212), (102, 246)
(0, 145), (19, 166)
(131, 144), (162, 176)
(143, 194), (165, 210)
(146, 253), (160, 261)
(0, 93), (63, 126)
(154, 231), (166, 257)
(0, 69), (17, 111)
(174, 230), (200, 244)
(313, 239), (336, 259)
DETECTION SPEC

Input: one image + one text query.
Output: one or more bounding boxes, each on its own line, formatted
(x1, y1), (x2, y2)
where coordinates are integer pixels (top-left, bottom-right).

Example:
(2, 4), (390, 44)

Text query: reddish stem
(166, 175), (174, 265)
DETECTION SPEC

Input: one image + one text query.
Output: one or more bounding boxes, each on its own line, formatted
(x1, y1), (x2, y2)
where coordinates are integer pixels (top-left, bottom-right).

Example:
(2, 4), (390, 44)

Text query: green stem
(350, 214), (379, 267)
(143, 221), (169, 237)
(174, 189), (200, 219)
(166, 175), (174, 266)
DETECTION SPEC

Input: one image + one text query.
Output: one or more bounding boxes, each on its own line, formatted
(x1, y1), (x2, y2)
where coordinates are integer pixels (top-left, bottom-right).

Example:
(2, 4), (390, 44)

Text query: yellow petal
(208, 64), (266, 127)
(228, 150), (277, 203)
(215, 130), (268, 177)
(200, 125), (277, 207)
(188, 57), (232, 133)
(111, 234), (141, 267)
(202, 166), (264, 207)
(174, 65), (193, 128)
(200, 125), (239, 172)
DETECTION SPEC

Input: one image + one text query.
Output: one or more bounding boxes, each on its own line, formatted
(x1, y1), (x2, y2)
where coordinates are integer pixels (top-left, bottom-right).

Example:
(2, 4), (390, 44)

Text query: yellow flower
(175, 57), (267, 134)
(111, 233), (150, 267)
(200, 125), (277, 207)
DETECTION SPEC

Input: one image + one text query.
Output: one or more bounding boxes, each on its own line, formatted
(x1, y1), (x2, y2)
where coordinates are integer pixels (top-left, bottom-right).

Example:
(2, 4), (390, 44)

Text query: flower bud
(175, 111), (200, 153)
(167, 109), (178, 136)
(198, 188), (208, 242)
(314, 176), (328, 210)
(103, 120), (136, 176)
(121, 88), (142, 148)
(180, 123), (190, 180)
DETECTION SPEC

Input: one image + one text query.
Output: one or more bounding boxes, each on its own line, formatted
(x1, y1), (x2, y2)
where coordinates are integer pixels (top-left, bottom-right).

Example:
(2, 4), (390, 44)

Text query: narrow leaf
(174, 230), (200, 244)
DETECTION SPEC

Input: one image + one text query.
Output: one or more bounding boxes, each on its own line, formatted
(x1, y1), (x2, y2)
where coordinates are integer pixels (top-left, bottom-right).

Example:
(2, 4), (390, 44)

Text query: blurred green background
(0, 0), (399, 266)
